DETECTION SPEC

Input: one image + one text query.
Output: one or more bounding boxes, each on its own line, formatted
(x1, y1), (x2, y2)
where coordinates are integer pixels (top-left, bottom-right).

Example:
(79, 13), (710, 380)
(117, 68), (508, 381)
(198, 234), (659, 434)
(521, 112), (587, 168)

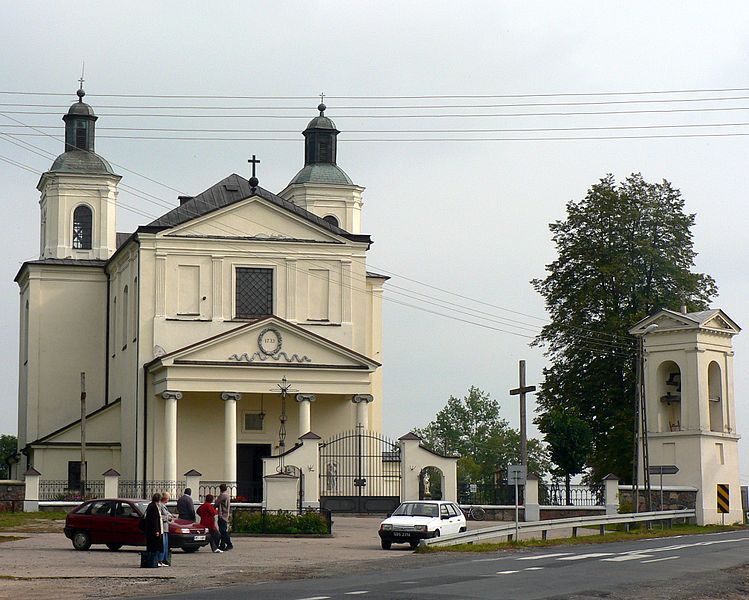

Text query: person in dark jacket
(176, 488), (196, 521)
(144, 493), (163, 555)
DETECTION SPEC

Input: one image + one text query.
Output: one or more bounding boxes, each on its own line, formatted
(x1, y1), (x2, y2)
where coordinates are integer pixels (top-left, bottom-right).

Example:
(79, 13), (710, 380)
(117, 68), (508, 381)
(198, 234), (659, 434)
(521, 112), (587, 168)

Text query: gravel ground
(0, 517), (747, 599)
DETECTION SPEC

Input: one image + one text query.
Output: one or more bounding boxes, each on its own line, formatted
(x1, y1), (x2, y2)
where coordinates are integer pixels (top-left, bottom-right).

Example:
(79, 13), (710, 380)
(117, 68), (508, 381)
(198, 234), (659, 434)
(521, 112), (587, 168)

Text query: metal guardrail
(422, 509), (697, 547)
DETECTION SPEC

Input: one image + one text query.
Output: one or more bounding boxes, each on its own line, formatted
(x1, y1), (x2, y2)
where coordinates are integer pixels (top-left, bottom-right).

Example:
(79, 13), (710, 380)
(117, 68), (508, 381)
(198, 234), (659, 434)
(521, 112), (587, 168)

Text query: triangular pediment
(629, 308), (741, 335)
(153, 316), (379, 371)
(164, 196), (342, 244)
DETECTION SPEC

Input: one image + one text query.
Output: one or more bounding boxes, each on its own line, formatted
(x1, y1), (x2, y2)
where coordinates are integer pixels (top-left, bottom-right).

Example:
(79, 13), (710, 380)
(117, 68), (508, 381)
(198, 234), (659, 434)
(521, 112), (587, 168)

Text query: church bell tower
(630, 308), (742, 524)
(37, 86), (120, 260)
(279, 102), (365, 233)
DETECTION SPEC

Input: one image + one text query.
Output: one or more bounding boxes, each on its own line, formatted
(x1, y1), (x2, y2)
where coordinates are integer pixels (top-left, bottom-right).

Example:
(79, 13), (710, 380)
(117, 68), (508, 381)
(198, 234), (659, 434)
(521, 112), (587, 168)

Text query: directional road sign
(648, 465), (679, 475)
(507, 464), (527, 485)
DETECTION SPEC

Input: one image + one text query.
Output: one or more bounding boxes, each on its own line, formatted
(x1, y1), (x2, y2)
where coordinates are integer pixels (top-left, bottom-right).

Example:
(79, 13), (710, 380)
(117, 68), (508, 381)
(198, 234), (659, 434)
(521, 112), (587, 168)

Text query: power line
(3, 85), (749, 99)
(5, 94), (749, 111)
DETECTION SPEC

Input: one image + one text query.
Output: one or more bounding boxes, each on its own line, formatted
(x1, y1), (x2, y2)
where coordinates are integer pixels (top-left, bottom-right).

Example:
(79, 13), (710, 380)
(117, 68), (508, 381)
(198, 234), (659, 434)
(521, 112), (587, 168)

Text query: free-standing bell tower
(630, 308), (742, 524)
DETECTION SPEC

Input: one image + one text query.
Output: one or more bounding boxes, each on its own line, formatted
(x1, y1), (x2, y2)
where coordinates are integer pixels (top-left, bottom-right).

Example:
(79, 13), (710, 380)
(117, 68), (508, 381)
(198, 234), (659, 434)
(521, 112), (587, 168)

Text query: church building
(14, 88), (387, 500)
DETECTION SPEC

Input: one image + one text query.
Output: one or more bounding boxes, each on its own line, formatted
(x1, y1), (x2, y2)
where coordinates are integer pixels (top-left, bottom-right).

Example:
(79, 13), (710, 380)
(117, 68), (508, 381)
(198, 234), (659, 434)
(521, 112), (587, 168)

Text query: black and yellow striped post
(717, 484), (730, 524)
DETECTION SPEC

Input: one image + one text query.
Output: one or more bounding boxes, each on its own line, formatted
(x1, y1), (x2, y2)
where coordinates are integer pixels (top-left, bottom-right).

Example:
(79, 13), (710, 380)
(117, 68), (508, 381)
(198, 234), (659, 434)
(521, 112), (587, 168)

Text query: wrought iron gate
(319, 426), (401, 513)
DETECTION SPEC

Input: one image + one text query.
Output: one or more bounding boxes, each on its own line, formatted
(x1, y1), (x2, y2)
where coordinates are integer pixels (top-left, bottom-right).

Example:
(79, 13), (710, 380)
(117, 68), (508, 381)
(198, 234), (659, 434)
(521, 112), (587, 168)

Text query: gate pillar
(399, 432), (459, 503)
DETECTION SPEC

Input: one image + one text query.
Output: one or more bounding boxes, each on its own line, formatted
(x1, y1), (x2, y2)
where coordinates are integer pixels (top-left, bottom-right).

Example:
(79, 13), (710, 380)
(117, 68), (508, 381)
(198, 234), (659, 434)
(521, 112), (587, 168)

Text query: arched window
(323, 215), (339, 228)
(708, 361), (724, 432)
(72, 205), (93, 249)
(122, 285), (129, 349)
(656, 360), (682, 432)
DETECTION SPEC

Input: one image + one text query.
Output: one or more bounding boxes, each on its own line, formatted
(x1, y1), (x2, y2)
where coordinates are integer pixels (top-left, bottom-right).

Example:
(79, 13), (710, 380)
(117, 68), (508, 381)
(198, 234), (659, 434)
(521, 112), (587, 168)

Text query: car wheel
(459, 527), (467, 533)
(72, 531), (91, 551)
(381, 539), (392, 550)
(434, 530), (440, 538)
(182, 546), (199, 553)
(409, 541), (419, 550)
(105, 543), (123, 551)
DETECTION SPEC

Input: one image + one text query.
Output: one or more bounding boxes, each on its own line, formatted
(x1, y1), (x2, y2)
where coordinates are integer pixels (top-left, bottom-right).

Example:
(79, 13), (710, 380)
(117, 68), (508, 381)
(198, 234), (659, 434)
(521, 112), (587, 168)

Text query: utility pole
(80, 372), (87, 496)
(510, 360), (536, 467)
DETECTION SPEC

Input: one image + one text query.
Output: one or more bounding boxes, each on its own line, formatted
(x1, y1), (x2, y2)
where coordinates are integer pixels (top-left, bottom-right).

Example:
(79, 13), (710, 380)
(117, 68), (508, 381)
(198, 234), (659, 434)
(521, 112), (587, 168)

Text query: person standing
(143, 493), (163, 568)
(177, 488), (196, 521)
(159, 492), (174, 566)
(196, 493), (222, 553)
(214, 483), (233, 551)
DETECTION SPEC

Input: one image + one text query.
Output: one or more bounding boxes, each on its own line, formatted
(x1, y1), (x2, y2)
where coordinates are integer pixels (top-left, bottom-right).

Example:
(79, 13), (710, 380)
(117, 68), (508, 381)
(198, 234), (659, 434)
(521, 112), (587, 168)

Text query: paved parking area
(0, 516), (589, 599)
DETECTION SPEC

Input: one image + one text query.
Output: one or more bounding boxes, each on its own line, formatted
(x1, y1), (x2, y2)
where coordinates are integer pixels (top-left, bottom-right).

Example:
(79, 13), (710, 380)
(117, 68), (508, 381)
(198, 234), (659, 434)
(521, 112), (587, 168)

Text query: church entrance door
(319, 426), (401, 513)
(237, 443), (271, 502)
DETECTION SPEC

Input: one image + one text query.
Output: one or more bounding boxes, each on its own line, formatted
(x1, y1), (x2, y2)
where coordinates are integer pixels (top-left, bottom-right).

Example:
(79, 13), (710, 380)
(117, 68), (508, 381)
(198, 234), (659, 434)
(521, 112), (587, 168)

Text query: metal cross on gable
(248, 154), (260, 179)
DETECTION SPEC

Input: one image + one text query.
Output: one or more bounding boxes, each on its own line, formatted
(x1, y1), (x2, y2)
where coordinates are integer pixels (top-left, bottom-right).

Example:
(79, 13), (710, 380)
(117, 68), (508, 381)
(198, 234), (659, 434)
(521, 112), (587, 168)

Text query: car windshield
(393, 502), (439, 517)
(135, 502), (148, 515)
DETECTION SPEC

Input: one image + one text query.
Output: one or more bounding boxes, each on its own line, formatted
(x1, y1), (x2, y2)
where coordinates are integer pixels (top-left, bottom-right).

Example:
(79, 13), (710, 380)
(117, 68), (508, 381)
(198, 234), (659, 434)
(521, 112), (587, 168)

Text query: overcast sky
(1, 1), (748, 484)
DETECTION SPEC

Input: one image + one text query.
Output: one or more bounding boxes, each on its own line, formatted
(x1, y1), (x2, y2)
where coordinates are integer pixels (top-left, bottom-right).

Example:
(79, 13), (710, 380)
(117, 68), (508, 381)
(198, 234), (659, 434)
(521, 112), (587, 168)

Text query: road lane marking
(641, 556), (680, 564)
(516, 552), (573, 561)
(400, 581), (419, 584)
(523, 567), (544, 571)
(345, 593), (369, 596)
(497, 570), (520, 574)
(558, 553), (615, 561)
(601, 554), (653, 562)
(297, 597), (331, 600)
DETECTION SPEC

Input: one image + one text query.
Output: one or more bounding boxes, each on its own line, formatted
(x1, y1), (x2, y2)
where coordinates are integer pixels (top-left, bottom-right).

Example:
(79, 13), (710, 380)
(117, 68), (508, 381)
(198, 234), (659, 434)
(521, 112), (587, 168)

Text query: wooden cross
(320, 92), (325, 104)
(248, 154), (260, 179)
(509, 360), (536, 468)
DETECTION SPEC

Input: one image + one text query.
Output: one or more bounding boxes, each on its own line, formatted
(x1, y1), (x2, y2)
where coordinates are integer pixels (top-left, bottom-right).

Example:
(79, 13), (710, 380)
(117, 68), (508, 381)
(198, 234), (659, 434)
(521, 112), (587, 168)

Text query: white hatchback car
(378, 500), (467, 549)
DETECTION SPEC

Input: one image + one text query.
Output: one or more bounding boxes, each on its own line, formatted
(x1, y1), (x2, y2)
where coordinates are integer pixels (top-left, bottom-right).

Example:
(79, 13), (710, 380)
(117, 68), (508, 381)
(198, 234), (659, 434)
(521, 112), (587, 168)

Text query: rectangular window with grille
(235, 267), (273, 319)
(244, 412), (264, 431)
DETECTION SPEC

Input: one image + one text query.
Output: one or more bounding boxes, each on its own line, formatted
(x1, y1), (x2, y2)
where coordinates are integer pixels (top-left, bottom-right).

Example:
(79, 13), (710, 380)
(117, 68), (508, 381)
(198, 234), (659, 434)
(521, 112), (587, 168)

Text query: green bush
(232, 510), (329, 535)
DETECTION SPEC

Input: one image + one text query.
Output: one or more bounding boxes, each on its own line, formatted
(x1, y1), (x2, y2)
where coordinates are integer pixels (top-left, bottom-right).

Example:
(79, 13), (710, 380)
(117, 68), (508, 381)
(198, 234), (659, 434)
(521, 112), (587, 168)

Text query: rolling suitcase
(140, 550), (159, 568)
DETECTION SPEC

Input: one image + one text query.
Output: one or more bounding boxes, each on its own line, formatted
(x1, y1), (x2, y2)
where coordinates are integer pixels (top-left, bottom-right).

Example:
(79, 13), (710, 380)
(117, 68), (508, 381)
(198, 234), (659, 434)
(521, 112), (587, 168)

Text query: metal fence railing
(544, 483), (603, 506)
(423, 509), (697, 547)
(38, 480), (104, 501)
(198, 481), (238, 502)
(459, 483), (523, 506)
(118, 480), (186, 499)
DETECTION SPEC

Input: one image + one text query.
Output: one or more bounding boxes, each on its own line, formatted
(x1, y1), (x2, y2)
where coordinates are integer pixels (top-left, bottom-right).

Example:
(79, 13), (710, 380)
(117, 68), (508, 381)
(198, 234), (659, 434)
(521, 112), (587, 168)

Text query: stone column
(23, 467), (41, 512)
(162, 391), (182, 482)
(102, 469), (120, 499)
(296, 394), (316, 436)
(221, 392), (241, 482)
(603, 473), (620, 515)
(524, 473), (540, 521)
(352, 394), (374, 430)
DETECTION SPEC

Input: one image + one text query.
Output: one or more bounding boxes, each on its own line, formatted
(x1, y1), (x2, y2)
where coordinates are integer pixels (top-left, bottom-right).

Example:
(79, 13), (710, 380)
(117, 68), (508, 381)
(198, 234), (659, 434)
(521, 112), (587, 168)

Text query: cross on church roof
(248, 154), (260, 188)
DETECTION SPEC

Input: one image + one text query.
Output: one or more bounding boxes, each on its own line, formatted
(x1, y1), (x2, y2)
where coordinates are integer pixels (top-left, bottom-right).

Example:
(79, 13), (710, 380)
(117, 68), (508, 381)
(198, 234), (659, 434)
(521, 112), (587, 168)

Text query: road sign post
(648, 465), (679, 511)
(508, 464), (527, 541)
(717, 484), (730, 525)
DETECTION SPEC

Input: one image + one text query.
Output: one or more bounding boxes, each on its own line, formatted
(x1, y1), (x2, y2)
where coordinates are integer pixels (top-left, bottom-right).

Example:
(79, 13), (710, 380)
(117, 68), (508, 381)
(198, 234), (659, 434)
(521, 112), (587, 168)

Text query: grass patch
(417, 524), (744, 553)
(0, 511), (68, 532)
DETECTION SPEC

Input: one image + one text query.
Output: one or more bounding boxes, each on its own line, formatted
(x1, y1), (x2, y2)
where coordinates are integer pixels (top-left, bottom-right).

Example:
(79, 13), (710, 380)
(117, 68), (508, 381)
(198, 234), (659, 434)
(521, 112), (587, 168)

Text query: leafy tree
(0, 434), (18, 479)
(532, 173), (716, 483)
(537, 407), (591, 504)
(415, 387), (549, 486)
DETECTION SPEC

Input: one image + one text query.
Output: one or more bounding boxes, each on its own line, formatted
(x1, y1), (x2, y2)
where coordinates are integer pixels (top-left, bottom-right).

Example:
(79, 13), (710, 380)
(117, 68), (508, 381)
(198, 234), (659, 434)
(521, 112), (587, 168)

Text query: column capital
(162, 390), (183, 400)
(296, 393), (316, 403)
(221, 392), (241, 402)
(352, 394), (374, 404)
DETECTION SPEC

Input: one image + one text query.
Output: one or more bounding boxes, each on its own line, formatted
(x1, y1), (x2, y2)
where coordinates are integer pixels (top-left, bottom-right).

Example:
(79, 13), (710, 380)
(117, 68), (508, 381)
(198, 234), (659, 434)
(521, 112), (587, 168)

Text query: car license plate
(194, 535), (206, 541)
(392, 532), (409, 537)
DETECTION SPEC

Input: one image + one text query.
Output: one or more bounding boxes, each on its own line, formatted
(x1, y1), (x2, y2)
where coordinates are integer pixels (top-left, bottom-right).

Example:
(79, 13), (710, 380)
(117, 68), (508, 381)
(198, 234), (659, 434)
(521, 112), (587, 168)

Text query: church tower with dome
(38, 86), (121, 261)
(279, 102), (365, 234)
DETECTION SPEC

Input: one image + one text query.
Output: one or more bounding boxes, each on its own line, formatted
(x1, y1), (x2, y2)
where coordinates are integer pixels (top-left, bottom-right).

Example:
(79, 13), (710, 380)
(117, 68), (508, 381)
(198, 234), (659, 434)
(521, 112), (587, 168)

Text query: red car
(64, 498), (210, 552)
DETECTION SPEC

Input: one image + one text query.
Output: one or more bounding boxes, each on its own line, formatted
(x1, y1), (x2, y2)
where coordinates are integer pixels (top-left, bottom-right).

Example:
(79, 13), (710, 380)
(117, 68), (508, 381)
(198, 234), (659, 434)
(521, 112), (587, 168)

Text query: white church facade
(14, 89), (389, 501)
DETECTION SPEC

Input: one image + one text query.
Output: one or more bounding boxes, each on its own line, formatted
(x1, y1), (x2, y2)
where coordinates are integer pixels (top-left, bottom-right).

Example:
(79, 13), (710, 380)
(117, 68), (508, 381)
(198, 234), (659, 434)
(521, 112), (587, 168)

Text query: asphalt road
(136, 529), (749, 600)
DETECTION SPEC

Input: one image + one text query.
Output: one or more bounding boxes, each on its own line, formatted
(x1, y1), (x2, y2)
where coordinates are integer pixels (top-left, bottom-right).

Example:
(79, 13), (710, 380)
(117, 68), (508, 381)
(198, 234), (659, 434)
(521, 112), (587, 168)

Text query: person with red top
(196, 494), (222, 553)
